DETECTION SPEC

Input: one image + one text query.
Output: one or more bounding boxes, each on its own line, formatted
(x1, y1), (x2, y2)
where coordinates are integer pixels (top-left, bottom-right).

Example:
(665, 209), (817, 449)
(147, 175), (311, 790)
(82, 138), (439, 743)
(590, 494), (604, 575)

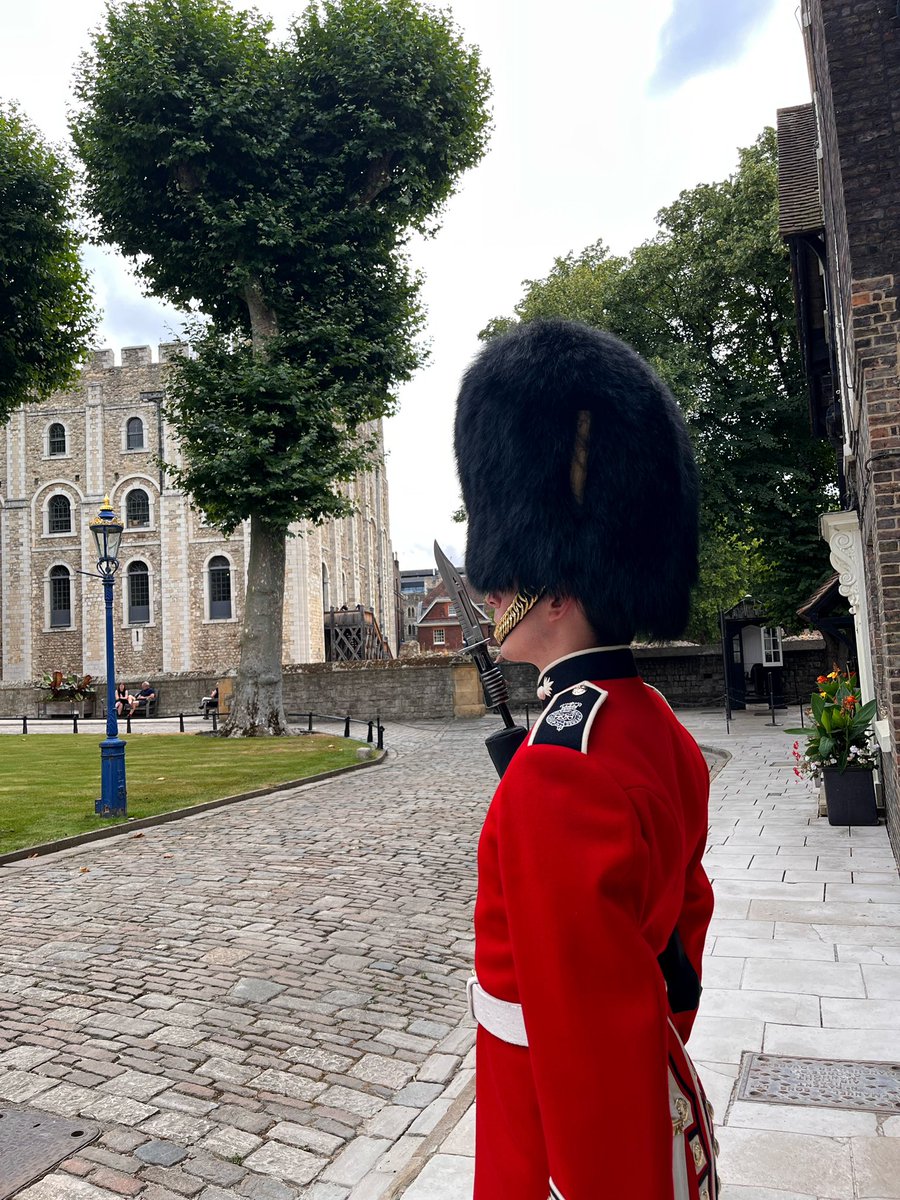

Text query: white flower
(536, 676), (554, 702)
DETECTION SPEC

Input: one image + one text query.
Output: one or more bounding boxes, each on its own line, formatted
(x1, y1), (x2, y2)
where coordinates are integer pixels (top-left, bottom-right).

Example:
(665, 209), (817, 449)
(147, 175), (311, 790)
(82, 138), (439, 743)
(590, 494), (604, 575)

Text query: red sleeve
(671, 748), (714, 1044)
(495, 745), (673, 1200)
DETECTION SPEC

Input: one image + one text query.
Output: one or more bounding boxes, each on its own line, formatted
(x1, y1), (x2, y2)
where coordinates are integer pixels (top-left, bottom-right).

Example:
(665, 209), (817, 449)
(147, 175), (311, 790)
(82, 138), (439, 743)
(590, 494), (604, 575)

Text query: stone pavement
(0, 719), (490, 1199)
(396, 708), (900, 1200)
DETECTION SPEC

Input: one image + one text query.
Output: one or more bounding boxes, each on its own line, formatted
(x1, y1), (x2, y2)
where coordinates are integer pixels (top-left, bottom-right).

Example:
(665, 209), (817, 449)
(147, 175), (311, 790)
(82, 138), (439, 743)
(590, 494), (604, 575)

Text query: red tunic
(473, 658), (715, 1199)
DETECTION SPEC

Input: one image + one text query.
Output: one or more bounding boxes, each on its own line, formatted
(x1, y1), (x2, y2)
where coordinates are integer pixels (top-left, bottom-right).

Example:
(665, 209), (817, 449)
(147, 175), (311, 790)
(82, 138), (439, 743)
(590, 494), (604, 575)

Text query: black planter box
(822, 767), (878, 827)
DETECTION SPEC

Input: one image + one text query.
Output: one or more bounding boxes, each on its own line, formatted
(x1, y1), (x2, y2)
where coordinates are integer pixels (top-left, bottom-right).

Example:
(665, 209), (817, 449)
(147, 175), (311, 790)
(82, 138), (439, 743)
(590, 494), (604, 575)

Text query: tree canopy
(72, 0), (491, 732)
(0, 104), (95, 423)
(483, 130), (835, 639)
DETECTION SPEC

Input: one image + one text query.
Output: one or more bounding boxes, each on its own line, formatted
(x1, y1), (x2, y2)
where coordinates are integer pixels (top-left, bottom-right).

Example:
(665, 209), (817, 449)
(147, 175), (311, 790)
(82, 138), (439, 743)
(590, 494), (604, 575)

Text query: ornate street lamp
(89, 496), (127, 817)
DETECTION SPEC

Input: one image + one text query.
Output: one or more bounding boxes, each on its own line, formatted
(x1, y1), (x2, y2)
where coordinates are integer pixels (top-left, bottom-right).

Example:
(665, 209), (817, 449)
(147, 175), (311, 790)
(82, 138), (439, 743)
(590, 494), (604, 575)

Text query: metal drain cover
(739, 1053), (900, 1114)
(0, 1106), (99, 1198)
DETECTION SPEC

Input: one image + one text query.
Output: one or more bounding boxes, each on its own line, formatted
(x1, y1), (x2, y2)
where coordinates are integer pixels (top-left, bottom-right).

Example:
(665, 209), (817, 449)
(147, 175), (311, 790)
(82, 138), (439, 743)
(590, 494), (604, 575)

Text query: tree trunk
(222, 514), (290, 736)
(219, 281), (292, 736)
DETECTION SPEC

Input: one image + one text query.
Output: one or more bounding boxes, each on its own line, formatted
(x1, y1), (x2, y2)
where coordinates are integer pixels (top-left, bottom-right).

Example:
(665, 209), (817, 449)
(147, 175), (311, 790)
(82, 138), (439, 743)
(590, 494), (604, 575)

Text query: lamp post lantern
(89, 496), (127, 817)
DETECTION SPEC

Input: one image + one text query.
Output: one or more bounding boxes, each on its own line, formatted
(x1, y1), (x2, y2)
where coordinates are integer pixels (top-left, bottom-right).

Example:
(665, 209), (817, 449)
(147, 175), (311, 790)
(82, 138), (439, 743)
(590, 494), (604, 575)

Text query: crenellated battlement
(85, 343), (188, 371)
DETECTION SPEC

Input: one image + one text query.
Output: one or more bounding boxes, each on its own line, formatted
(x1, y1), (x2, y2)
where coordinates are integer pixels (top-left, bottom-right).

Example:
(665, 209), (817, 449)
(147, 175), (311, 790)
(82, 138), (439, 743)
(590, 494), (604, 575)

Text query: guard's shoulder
(527, 682), (608, 754)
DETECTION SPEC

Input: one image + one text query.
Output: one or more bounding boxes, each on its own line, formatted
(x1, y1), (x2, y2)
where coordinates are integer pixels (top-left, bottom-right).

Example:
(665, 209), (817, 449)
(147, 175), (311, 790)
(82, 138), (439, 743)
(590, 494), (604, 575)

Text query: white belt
(467, 976), (529, 1046)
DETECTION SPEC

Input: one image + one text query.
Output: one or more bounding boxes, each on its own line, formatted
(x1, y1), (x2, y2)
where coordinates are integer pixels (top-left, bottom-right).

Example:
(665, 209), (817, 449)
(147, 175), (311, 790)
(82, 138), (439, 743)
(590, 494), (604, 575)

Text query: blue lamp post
(89, 496), (127, 818)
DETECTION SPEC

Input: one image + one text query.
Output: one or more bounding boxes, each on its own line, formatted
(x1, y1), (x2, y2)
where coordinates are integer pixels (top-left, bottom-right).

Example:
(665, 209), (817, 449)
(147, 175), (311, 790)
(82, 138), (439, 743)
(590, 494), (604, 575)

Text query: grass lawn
(0, 733), (365, 854)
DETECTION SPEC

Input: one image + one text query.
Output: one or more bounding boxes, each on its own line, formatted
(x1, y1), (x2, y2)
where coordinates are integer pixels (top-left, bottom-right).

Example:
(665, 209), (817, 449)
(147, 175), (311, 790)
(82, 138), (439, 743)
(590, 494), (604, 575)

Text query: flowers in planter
(39, 670), (95, 702)
(792, 669), (878, 781)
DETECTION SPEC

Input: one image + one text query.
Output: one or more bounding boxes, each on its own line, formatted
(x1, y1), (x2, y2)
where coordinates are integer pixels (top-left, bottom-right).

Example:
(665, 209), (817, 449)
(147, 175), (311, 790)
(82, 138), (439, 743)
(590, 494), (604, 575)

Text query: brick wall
(807, 0), (900, 847)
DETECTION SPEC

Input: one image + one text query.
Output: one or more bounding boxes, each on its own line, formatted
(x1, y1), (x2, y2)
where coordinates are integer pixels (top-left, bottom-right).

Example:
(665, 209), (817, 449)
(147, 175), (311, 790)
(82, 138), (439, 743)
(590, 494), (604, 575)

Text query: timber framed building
(0, 344), (397, 683)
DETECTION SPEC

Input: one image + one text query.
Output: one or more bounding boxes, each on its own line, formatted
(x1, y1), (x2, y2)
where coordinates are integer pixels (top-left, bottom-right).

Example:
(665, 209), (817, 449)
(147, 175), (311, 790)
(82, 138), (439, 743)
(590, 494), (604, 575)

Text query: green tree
(72, 0), (490, 734)
(483, 131), (835, 640)
(0, 104), (95, 423)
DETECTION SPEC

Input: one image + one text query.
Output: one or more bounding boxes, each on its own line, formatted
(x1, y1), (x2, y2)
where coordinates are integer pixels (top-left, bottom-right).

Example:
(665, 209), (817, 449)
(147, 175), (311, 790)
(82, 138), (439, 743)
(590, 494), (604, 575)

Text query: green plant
(792, 670), (877, 779)
(39, 671), (95, 701)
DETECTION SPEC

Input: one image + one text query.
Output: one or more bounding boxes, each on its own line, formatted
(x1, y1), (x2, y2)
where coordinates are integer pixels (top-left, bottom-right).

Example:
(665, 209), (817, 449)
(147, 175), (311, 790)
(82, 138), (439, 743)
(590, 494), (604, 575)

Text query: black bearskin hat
(455, 319), (699, 642)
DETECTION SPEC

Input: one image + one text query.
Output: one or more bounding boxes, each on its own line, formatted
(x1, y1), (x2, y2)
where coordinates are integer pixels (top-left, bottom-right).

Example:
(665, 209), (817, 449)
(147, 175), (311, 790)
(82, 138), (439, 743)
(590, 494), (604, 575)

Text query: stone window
(208, 556), (232, 620)
(126, 488), (150, 528)
(434, 628), (446, 645)
(48, 494), (72, 534)
(126, 417), (145, 450)
(127, 560), (150, 624)
(49, 565), (71, 628)
(48, 422), (67, 456)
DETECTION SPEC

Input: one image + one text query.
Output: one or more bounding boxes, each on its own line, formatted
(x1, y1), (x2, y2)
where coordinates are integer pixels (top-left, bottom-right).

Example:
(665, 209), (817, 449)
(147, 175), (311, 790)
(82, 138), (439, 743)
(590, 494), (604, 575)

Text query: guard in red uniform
(454, 319), (717, 1199)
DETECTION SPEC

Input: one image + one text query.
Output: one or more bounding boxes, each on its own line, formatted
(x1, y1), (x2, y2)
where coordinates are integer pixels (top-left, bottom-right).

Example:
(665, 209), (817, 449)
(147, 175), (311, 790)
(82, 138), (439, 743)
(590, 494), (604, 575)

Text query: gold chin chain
(494, 589), (544, 645)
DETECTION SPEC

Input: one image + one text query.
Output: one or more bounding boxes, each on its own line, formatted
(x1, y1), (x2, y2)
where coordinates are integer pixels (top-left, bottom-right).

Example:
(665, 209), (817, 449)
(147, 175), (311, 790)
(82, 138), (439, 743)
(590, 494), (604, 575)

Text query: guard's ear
(546, 594), (577, 623)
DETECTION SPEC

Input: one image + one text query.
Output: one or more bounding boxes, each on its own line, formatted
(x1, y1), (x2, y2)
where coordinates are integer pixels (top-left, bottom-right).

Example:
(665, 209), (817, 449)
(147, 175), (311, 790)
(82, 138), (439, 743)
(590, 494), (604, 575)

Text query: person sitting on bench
(199, 686), (219, 718)
(115, 681), (137, 718)
(133, 681), (157, 716)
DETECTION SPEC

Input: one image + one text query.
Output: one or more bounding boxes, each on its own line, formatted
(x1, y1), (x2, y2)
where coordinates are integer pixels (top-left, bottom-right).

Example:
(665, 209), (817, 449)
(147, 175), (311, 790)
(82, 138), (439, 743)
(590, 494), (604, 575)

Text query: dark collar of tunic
(536, 646), (638, 701)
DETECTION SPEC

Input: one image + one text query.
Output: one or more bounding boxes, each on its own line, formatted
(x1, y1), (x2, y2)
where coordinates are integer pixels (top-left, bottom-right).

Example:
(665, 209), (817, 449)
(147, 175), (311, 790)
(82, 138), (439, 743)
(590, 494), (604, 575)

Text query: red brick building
(778, 0), (900, 850)
(416, 579), (493, 653)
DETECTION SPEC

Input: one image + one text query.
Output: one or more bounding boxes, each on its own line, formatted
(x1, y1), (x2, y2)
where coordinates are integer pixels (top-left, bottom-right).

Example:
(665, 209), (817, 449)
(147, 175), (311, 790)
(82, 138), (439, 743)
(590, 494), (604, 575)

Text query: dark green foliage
(70, 0), (491, 731)
(482, 131), (835, 640)
(0, 104), (95, 422)
(71, 0), (491, 530)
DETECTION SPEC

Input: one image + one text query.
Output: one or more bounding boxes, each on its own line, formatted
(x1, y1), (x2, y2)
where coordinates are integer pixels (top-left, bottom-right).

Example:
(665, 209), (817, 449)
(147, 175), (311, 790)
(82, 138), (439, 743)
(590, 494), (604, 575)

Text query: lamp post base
(96, 736), (127, 818)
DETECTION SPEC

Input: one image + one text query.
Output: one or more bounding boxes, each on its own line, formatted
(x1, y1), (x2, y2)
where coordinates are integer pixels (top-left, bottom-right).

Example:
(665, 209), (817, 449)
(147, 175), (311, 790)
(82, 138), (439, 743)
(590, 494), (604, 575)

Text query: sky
(1, 0), (812, 570)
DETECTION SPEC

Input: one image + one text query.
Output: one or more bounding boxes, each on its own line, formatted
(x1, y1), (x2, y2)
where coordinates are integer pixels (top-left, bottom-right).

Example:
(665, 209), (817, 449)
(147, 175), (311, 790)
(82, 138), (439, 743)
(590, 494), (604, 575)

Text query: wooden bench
(132, 689), (160, 717)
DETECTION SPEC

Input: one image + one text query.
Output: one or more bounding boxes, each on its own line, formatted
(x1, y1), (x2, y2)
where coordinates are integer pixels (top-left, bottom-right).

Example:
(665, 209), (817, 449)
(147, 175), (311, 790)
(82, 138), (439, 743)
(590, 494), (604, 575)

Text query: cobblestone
(0, 722), (489, 1195)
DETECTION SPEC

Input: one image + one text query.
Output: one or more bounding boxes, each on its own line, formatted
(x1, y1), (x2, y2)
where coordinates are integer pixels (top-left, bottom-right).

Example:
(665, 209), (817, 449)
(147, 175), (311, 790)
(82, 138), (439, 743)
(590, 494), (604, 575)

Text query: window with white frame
(47, 494), (72, 534)
(126, 416), (145, 450)
(125, 488), (151, 528)
(48, 422), (67, 456)
(208, 556), (232, 619)
(49, 565), (72, 627)
(762, 626), (783, 666)
(433, 628), (445, 645)
(127, 560), (150, 624)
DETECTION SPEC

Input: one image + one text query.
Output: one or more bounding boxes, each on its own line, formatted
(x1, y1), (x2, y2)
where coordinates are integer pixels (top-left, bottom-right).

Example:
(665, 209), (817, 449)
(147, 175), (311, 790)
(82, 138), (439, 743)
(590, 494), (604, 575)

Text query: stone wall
(1, 641), (830, 723)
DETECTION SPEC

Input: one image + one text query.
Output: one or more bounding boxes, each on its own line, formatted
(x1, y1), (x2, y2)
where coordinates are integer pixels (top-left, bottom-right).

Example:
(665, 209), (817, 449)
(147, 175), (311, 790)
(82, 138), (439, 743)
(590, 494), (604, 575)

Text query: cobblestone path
(0, 721), (496, 1199)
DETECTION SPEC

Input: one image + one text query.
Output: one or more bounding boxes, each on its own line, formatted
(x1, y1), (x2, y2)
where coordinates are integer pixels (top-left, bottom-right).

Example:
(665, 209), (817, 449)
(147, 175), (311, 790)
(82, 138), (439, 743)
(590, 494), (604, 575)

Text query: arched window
(322, 563), (330, 612)
(48, 423), (67, 456)
(48, 494), (72, 534)
(127, 560), (150, 624)
(126, 417), (145, 450)
(208, 556), (232, 620)
(126, 488), (150, 528)
(49, 565), (71, 628)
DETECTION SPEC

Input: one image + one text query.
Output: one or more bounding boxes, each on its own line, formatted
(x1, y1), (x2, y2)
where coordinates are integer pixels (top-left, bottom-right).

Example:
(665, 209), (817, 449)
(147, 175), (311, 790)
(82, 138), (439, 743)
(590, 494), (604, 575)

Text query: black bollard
(73, 714), (78, 734)
(126, 715), (132, 734)
(799, 697), (805, 729)
(308, 712), (313, 733)
(525, 703), (531, 729)
(179, 713), (185, 733)
(377, 723), (384, 751)
(22, 716), (28, 735)
(768, 673), (776, 726)
(367, 720), (374, 744)
(344, 715), (351, 738)
(211, 710), (218, 733)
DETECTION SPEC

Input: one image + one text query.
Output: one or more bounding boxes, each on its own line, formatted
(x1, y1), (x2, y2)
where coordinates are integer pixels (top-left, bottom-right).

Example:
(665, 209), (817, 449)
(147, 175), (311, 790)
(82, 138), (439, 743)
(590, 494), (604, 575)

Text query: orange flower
(817, 675), (827, 684)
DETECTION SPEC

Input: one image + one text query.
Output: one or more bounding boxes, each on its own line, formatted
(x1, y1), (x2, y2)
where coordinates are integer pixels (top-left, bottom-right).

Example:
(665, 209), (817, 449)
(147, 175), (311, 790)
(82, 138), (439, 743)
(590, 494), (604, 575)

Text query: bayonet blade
(433, 541), (488, 650)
